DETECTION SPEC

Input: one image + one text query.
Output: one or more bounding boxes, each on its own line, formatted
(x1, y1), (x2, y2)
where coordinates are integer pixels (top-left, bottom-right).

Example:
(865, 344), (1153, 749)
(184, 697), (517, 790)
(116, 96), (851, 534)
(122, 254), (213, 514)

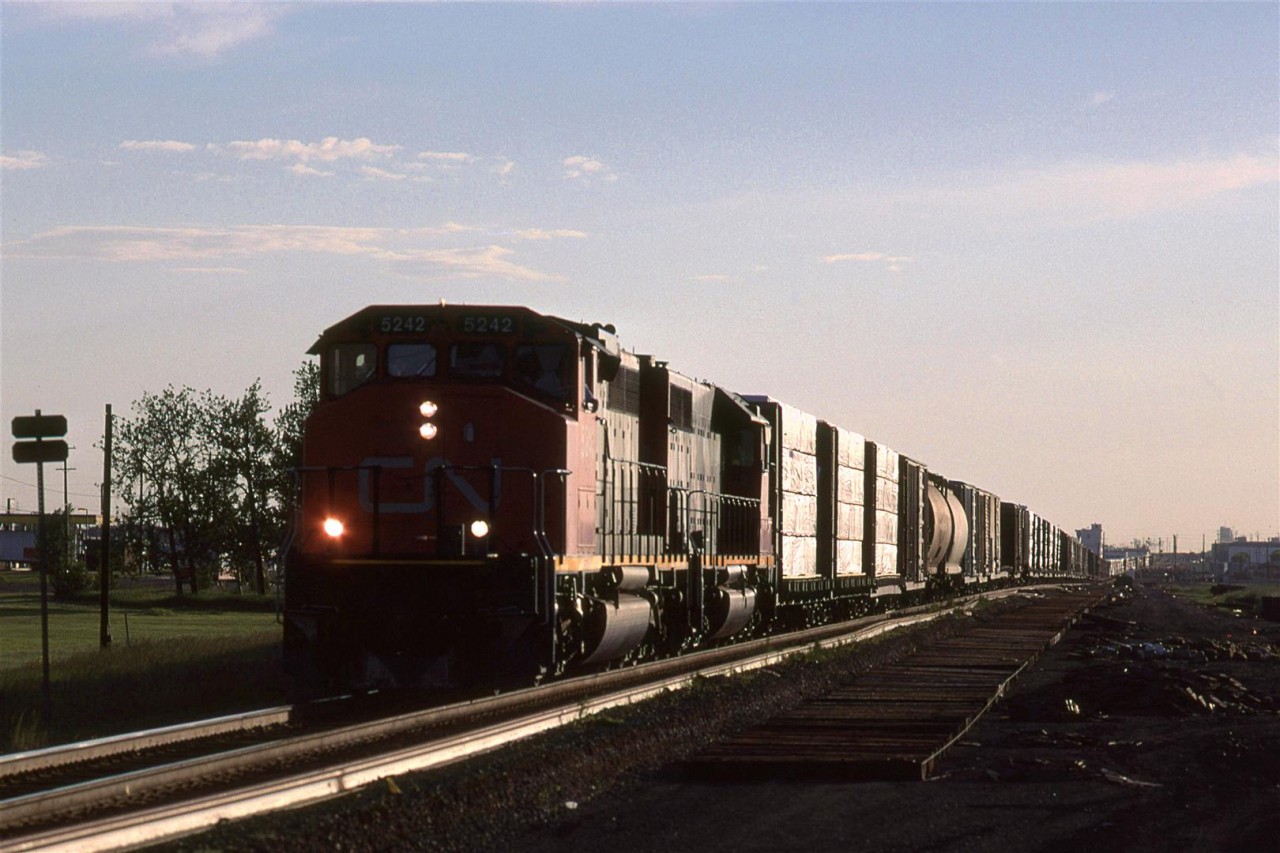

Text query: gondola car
(283, 304), (1094, 693)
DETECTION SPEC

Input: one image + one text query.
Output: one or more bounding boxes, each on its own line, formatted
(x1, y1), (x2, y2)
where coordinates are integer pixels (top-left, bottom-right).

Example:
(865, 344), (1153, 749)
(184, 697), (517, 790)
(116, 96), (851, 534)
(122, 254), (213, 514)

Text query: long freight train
(283, 304), (1101, 692)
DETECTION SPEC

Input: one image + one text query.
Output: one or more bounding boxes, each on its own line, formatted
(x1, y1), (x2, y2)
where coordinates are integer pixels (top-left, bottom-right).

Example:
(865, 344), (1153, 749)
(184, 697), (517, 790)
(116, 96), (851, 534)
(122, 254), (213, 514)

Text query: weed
(5, 710), (45, 753)
(0, 630), (284, 752)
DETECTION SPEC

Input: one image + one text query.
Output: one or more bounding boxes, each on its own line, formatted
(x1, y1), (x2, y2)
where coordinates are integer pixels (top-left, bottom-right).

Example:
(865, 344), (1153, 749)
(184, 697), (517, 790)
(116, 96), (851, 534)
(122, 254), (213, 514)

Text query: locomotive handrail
(668, 486), (689, 555)
(287, 461), (759, 565)
(686, 489), (717, 558)
(427, 462), (563, 559)
(686, 489), (762, 559)
(286, 464), (391, 554)
(600, 458), (667, 560)
(289, 463), (558, 559)
(536, 468), (571, 561)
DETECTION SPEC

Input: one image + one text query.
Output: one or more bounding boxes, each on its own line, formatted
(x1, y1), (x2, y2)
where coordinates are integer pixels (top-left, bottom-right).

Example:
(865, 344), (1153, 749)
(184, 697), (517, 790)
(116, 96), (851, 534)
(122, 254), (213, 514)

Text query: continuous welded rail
(0, 585), (1086, 852)
(0, 707), (295, 784)
(688, 586), (1106, 781)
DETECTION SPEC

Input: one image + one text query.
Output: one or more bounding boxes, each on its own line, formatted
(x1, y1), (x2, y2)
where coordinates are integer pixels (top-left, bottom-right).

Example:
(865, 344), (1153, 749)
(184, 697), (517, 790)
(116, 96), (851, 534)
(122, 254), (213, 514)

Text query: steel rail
(1, 584), (1078, 852)
(0, 706), (294, 781)
(8, 616), (931, 853)
(0, 606), (928, 827)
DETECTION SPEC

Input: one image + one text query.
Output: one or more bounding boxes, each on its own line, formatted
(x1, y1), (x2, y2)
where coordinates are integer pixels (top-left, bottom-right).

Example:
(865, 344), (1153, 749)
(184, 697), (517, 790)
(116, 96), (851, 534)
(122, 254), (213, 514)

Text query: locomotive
(283, 303), (1099, 692)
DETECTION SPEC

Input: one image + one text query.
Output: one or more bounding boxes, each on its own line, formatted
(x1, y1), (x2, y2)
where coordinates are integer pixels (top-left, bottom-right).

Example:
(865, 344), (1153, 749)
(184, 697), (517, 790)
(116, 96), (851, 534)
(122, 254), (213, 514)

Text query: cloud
(824, 252), (911, 273)
(360, 165), (409, 181)
(418, 151), (472, 164)
(564, 155), (618, 182)
(690, 274), (730, 283)
(7, 223), (566, 282)
(382, 245), (564, 282)
(289, 163), (333, 178)
(843, 150), (1280, 237)
(27, 3), (167, 20)
(0, 151), (48, 171)
(512, 229), (588, 241)
(119, 140), (197, 153)
(12, 225), (407, 263)
(223, 136), (401, 163)
(97, 136), (524, 184)
(1089, 91), (1116, 107)
(407, 222), (477, 237)
(24, 3), (290, 60)
(944, 152), (1280, 224)
(155, 4), (288, 59)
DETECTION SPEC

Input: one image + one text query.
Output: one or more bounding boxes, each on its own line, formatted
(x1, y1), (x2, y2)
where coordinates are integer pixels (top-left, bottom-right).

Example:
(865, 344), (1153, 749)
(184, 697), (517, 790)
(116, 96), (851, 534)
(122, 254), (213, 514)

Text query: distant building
(1149, 552), (1203, 569)
(1209, 537), (1280, 576)
(0, 529), (36, 564)
(1076, 523), (1104, 556)
(1218, 526), (1235, 544)
(0, 511), (100, 568)
(1104, 546), (1149, 575)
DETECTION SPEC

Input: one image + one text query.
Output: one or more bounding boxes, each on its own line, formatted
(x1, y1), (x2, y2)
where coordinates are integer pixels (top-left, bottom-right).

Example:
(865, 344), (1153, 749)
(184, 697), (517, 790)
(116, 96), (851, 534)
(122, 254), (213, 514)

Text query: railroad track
(688, 586), (1106, 780)
(0, 585), (1096, 852)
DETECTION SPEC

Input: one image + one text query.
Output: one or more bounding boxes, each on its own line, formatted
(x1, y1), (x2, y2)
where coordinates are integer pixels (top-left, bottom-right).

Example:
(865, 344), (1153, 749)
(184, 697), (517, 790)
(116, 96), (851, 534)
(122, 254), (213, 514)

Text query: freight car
(283, 304), (1096, 693)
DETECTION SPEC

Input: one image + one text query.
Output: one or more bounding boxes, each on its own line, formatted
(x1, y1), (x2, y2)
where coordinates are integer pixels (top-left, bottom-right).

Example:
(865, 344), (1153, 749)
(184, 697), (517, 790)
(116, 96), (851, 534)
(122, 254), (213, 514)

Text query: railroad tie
(686, 589), (1101, 782)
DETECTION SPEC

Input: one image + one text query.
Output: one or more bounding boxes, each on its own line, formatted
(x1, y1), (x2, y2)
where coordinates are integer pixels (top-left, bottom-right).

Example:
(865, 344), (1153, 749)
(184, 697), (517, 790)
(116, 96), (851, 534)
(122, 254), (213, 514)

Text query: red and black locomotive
(283, 304), (1100, 693)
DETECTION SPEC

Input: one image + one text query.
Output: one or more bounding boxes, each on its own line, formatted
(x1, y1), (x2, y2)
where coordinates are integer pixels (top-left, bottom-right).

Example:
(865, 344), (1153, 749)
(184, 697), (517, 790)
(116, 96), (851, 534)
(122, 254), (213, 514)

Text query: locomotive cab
(285, 305), (593, 691)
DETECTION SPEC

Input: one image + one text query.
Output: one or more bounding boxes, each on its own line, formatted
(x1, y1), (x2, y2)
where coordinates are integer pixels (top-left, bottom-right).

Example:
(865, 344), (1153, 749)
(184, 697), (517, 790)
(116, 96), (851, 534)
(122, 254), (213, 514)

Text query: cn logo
(358, 456), (500, 514)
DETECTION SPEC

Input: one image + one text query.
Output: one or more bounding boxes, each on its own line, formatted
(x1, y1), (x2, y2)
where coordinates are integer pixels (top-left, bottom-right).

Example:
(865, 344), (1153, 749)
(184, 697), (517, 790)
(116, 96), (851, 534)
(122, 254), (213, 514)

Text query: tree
(110, 363), (319, 596)
(207, 381), (279, 594)
(272, 359), (320, 522)
(42, 505), (90, 599)
(113, 386), (231, 594)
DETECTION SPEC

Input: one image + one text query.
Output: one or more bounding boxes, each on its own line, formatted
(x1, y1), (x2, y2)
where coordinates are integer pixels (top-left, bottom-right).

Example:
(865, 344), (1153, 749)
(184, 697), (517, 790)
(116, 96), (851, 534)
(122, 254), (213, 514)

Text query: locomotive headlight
(470, 519), (490, 539)
(419, 400), (439, 418)
(322, 517), (345, 538)
(419, 423), (439, 440)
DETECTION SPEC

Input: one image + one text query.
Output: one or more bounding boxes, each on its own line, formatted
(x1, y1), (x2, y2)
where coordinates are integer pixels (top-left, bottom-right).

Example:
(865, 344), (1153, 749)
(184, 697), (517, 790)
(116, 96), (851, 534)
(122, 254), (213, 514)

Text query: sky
(1, 2), (1277, 552)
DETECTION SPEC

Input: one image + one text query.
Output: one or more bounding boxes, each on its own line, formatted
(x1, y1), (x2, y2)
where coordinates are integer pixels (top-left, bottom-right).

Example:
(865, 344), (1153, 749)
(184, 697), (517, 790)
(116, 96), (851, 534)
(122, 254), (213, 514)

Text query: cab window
(328, 344), (377, 396)
(388, 343), (438, 378)
(514, 344), (571, 401)
(450, 342), (504, 378)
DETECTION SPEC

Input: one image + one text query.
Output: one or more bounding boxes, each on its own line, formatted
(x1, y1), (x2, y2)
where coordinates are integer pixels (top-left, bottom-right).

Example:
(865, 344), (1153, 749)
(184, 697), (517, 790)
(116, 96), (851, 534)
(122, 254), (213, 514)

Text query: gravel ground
(161, 582), (1280, 853)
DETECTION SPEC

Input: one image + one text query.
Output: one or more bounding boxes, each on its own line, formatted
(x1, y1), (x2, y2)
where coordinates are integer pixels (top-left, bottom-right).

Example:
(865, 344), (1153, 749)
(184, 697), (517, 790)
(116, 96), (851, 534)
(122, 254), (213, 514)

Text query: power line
(2, 473), (104, 500)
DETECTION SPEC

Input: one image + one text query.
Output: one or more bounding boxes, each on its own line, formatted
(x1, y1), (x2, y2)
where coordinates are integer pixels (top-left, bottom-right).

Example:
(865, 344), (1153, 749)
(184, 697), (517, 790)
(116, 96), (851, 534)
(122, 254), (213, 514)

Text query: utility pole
(100, 405), (113, 648)
(58, 454), (75, 567)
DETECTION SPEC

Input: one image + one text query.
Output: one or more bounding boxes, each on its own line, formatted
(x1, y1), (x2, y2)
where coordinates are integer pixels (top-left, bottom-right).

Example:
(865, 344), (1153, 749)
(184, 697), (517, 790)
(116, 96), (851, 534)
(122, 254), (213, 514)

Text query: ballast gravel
(160, 583), (1280, 853)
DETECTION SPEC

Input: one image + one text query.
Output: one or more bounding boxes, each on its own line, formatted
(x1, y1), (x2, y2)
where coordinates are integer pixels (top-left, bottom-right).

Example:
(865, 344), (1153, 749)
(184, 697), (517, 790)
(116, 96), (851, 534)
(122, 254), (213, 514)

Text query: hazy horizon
(3, 3), (1277, 549)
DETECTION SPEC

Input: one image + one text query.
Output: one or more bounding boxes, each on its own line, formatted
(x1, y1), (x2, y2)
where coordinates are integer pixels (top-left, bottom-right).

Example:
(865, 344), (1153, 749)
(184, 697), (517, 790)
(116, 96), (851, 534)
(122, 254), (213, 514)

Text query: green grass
(0, 573), (280, 670)
(1167, 581), (1280, 614)
(0, 571), (287, 752)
